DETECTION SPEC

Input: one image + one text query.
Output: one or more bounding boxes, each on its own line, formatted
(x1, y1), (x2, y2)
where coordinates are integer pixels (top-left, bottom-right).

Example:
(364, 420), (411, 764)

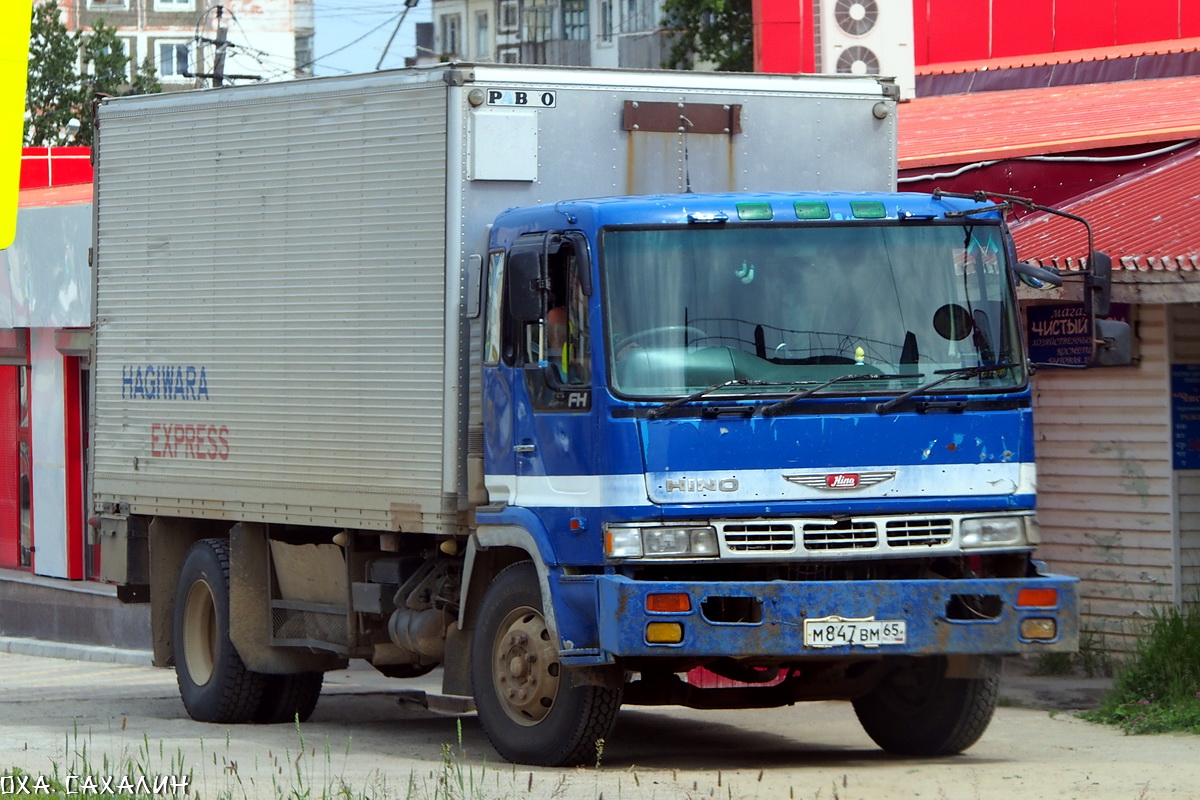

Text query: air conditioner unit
(818, 0), (916, 99)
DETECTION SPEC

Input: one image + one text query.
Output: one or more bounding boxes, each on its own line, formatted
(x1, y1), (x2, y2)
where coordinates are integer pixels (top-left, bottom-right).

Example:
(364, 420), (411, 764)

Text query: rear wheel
(255, 672), (324, 724)
(471, 562), (622, 766)
(173, 538), (265, 723)
(852, 656), (999, 756)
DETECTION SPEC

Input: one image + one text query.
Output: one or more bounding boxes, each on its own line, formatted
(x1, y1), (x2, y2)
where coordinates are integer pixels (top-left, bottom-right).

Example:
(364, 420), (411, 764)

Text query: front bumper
(582, 573), (1078, 661)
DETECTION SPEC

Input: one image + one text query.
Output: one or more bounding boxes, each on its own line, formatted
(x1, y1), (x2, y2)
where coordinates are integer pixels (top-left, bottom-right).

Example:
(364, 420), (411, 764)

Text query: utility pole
(376, 0), (421, 71)
(213, 5), (228, 88)
(183, 4), (261, 87)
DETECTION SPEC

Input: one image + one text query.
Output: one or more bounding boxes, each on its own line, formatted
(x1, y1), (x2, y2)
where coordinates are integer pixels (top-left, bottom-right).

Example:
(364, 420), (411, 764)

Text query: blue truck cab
(471, 190), (1078, 764)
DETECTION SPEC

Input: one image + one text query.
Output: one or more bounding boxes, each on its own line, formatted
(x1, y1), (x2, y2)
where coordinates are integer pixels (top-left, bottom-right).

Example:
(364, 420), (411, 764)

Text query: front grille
(802, 519), (878, 550)
(724, 523), (796, 552)
(886, 518), (954, 547)
(709, 513), (1027, 560)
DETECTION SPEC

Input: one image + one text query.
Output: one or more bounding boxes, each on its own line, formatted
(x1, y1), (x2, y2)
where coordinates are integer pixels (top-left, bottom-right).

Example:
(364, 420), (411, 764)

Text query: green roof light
(794, 201), (830, 220)
(851, 201), (887, 219)
(736, 202), (773, 221)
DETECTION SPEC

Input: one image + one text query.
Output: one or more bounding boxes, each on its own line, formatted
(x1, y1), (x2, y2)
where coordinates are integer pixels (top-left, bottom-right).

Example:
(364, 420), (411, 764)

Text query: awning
(898, 76), (1200, 169)
(1012, 144), (1200, 273)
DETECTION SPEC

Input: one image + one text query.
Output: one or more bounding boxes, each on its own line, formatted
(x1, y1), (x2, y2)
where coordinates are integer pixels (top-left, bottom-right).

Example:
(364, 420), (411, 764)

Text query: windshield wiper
(648, 379), (781, 419)
(874, 362), (1020, 415)
(761, 372), (918, 417)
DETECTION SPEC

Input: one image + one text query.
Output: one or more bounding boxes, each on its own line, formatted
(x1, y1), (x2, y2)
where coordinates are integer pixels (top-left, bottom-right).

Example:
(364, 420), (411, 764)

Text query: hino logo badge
(827, 474), (860, 489)
(783, 471), (896, 491)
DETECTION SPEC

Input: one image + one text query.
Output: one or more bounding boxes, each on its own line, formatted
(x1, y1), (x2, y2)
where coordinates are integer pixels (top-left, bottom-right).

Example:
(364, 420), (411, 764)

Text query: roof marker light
(851, 201), (887, 219)
(736, 202), (773, 221)
(794, 201), (830, 220)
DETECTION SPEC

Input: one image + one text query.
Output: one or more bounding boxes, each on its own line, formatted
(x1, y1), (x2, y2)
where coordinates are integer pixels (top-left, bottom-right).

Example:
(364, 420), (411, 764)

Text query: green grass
(1081, 604), (1200, 734)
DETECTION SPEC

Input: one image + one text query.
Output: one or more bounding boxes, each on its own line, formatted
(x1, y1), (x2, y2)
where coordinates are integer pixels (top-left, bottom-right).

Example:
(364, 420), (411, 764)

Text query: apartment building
(431, 0), (668, 69)
(61, 0), (315, 87)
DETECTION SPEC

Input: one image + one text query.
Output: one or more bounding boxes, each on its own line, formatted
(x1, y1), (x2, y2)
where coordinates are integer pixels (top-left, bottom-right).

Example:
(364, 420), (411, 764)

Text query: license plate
(803, 616), (906, 648)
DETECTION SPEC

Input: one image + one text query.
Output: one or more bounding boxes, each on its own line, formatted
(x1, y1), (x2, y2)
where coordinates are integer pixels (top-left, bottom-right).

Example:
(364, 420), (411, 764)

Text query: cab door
(485, 232), (595, 510)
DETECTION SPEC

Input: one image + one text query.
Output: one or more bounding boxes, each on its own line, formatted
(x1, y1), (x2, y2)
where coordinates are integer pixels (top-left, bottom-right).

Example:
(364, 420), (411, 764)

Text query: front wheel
(852, 656), (999, 756)
(471, 562), (622, 766)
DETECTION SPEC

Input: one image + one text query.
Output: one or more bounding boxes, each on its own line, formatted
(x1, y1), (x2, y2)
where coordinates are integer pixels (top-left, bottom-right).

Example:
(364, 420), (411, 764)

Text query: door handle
(514, 443), (537, 454)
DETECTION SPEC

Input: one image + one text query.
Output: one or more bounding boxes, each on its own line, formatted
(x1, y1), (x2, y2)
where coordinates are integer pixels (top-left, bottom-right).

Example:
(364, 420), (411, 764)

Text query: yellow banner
(0, 0), (34, 250)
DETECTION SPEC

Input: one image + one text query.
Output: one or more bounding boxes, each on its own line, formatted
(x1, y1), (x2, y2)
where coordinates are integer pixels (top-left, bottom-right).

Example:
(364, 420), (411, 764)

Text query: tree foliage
(25, 0), (162, 147)
(661, 0), (753, 72)
(25, 0), (79, 146)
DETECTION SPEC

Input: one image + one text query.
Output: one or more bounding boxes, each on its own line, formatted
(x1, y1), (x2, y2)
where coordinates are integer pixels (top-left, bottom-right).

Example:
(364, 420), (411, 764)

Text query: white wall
(29, 328), (68, 579)
(1032, 303), (1175, 653)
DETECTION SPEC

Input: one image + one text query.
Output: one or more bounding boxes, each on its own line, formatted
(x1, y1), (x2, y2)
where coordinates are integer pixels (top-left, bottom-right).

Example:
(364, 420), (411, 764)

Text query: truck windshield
(602, 222), (1025, 399)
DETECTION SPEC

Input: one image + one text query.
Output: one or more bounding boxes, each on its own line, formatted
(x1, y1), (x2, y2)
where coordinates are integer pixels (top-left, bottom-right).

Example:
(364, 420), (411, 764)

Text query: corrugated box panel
(92, 78), (452, 531)
(1032, 304), (1174, 652)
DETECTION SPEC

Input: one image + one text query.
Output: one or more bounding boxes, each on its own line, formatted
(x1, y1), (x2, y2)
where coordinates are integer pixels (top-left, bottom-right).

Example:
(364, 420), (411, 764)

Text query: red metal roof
(917, 37), (1200, 76)
(19, 183), (92, 208)
(898, 76), (1200, 169)
(1011, 144), (1200, 271)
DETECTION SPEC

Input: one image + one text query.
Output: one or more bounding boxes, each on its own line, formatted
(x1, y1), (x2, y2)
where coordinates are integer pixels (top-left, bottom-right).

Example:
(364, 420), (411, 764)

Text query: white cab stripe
(485, 463), (1035, 508)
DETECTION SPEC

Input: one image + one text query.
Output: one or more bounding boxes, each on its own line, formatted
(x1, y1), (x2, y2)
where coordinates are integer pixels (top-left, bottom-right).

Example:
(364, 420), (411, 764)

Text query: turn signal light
(646, 593), (691, 613)
(1020, 617), (1057, 640)
(645, 622), (684, 644)
(1017, 588), (1059, 608)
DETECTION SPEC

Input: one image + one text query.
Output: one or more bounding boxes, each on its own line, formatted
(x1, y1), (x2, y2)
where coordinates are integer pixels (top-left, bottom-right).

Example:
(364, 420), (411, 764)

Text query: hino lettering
(664, 477), (740, 493)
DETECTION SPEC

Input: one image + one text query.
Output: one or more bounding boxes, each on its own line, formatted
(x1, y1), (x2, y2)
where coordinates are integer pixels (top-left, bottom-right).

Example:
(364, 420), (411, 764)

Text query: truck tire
(173, 538), (265, 723)
(852, 655), (999, 756)
(471, 562), (622, 766)
(254, 672), (324, 724)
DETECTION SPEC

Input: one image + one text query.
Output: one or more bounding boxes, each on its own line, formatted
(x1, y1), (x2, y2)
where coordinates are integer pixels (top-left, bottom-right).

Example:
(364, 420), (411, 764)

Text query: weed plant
(1082, 604), (1200, 734)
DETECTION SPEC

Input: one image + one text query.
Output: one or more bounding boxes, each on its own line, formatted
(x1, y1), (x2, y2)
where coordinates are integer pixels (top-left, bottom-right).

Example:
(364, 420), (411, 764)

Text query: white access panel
(470, 109), (539, 181)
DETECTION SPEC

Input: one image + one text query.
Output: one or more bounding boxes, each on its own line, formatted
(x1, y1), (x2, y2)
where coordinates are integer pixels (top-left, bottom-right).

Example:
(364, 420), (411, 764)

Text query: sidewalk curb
(0, 636), (153, 666)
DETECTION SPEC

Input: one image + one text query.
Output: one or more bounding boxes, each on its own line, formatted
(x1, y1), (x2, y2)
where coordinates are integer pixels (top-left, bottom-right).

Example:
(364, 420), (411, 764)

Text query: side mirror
(507, 248), (546, 322)
(1087, 251), (1113, 318)
(562, 232), (593, 296)
(1093, 319), (1132, 367)
(1014, 261), (1062, 289)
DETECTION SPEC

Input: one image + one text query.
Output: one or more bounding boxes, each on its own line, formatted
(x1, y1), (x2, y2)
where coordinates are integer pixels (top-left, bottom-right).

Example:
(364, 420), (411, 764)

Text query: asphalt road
(0, 649), (1195, 800)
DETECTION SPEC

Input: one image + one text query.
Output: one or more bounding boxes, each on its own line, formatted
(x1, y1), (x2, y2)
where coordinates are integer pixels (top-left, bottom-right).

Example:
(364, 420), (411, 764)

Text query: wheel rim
(490, 604), (561, 726)
(182, 579), (218, 687)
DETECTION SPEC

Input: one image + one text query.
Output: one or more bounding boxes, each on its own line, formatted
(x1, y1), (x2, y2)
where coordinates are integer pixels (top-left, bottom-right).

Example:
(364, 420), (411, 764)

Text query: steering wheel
(616, 325), (707, 352)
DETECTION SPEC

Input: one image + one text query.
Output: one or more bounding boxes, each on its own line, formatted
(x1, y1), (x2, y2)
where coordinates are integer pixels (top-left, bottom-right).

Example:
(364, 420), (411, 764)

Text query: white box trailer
(91, 64), (899, 535)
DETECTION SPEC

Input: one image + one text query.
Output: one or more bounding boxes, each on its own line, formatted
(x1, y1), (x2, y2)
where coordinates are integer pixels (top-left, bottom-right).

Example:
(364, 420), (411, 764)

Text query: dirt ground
(0, 649), (1195, 800)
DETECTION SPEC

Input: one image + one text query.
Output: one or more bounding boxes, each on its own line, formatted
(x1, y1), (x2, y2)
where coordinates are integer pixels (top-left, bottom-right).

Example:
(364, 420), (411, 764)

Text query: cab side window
(512, 241), (590, 387)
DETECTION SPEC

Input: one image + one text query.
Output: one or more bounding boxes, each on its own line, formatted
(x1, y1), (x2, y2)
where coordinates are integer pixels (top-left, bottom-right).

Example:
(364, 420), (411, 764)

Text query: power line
(300, 8), (405, 73)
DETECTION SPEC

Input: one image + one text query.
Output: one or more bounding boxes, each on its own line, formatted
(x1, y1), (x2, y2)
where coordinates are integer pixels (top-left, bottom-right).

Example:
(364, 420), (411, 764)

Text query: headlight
(604, 526), (719, 559)
(960, 516), (1031, 549)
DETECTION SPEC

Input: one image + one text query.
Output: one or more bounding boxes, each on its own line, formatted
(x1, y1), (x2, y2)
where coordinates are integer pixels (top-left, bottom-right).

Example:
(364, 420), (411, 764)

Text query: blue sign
(1027, 303), (1130, 367)
(1171, 364), (1200, 470)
